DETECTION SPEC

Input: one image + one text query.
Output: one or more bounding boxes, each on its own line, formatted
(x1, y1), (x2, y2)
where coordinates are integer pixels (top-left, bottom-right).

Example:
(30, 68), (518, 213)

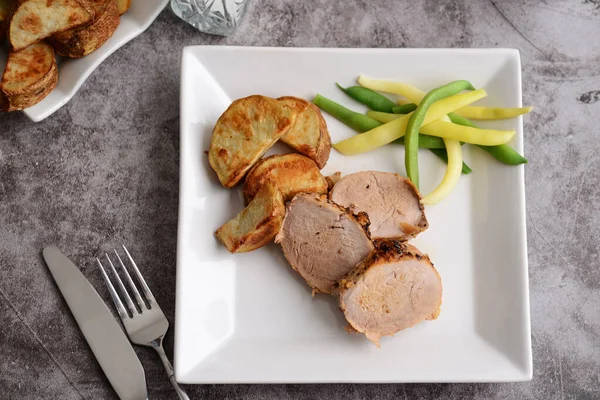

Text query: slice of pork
(335, 240), (442, 346)
(275, 193), (374, 294)
(329, 171), (428, 240)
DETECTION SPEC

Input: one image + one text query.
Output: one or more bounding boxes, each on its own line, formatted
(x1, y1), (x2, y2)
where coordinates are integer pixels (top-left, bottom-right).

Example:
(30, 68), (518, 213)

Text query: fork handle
(152, 342), (190, 400)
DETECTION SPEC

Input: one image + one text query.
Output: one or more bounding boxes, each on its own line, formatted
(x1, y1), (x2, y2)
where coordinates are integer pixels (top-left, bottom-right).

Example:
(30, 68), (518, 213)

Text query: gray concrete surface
(1, 0), (599, 398)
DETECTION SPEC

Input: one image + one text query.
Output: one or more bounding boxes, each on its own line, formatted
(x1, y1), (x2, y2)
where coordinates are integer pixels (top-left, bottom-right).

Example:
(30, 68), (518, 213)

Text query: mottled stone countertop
(1, 1), (599, 399)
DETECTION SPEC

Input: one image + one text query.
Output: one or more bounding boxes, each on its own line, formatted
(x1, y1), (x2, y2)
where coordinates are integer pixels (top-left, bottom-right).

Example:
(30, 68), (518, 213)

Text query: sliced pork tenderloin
(335, 240), (442, 346)
(329, 171), (428, 240)
(275, 193), (374, 294)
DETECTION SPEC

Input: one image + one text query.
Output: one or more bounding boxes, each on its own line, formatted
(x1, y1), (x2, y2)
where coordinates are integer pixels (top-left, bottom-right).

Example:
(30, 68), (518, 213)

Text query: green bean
(405, 80), (476, 188)
(314, 95), (454, 149)
(313, 94), (381, 132)
(448, 113), (527, 165)
(396, 136), (467, 149)
(394, 135), (445, 149)
(429, 148), (473, 175)
(447, 112), (475, 127)
(477, 145), (528, 165)
(336, 84), (396, 113)
(312, 96), (468, 180)
(392, 103), (418, 114)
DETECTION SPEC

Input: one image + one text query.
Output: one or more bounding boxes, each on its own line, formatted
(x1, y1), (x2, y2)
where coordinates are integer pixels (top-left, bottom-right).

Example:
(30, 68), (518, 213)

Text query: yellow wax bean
(333, 89), (487, 155)
(453, 106), (534, 120)
(358, 76), (532, 121)
(365, 111), (515, 146)
(422, 139), (463, 205)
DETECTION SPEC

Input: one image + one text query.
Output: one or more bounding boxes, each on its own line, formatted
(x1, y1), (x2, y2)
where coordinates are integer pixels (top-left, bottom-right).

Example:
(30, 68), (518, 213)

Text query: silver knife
(43, 246), (148, 400)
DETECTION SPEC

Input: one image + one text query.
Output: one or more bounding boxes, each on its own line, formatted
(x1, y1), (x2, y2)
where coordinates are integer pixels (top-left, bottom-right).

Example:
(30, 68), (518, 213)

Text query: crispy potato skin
(305, 101), (331, 168)
(49, 0), (119, 58)
(215, 183), (285, 253)
(209, 95), (296, 188)
(79, 0), (111, 18)
(1, 41), (58, 111)
(278, 96), (331, 169)
(9, 0), (92, 51)
(243, 153), (328, 203)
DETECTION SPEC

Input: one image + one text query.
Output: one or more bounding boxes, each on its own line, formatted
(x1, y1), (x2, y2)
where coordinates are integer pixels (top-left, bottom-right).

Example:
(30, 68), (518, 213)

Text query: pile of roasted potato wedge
(209, 95), (332, 253)
(0, 0), (131, 111)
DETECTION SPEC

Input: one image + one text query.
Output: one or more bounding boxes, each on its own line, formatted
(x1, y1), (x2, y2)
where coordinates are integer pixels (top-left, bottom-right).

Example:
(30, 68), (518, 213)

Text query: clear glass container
(171, 0), (250, 37)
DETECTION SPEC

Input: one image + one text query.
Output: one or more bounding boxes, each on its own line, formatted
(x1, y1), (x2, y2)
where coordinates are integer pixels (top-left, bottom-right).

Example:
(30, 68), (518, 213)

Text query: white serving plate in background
(0, 0), (168, 122)
(175, 46), (532, 383)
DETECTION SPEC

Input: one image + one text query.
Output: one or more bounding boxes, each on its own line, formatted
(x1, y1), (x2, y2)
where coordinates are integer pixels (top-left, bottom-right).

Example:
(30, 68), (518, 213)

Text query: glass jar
(171, 0), (251, 37)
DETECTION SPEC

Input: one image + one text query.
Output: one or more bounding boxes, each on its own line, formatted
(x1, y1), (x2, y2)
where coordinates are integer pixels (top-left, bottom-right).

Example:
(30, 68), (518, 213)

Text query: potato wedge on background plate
(0, 41), (58, 111)
(215, 182), (285, 253)
(49, 0), (119, 58)
(209, 95), (296, 188)
(115, 0), (131, 15)
(243, 153), (328, 203)
(278, 96), (331, 169)
(9, 0), (92, 51)
(80, 0), (113, 18)
(0, 0), (10, 42)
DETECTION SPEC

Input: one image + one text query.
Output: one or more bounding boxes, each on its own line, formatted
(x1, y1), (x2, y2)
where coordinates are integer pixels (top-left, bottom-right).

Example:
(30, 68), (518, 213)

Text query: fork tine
(122, 245), (156, 304)
(97, 258), (128, 320)
(113, 249), (147, 311)
(105, 253), (138, 315)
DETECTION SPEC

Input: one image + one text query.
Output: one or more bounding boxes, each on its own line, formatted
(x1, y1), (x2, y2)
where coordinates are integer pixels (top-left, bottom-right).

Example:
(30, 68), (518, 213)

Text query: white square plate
(0, 0), (167, 122)
(174, 47), (532, 383)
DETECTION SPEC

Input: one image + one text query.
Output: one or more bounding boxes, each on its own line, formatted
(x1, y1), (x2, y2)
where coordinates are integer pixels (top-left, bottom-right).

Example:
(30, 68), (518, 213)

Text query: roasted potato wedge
(1, 41), (57, 111)
(0, 0), (10, 42)
(215, 182), (285, 253)
(209, 95), (296, 188)
(243, 153), (328, 203)
(278, 96), (331, 169)
(79, 0), (112, 18)
(49, 0), (119, 58)
(9, 0), (92, 51)
(115, 0), (130, 15)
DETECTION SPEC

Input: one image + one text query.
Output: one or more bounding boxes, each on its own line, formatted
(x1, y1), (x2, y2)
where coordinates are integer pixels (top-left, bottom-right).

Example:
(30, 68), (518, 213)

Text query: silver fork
(97, 246), (190, 400)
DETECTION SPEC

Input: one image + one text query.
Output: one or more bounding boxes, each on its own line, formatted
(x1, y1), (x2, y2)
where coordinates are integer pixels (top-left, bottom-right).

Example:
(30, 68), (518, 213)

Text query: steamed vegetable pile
(313, 77), (532, 205)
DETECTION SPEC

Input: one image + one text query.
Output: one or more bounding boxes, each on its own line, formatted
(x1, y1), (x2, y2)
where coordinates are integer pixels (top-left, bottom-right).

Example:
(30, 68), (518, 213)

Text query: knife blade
(43, 246), (147, 400)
